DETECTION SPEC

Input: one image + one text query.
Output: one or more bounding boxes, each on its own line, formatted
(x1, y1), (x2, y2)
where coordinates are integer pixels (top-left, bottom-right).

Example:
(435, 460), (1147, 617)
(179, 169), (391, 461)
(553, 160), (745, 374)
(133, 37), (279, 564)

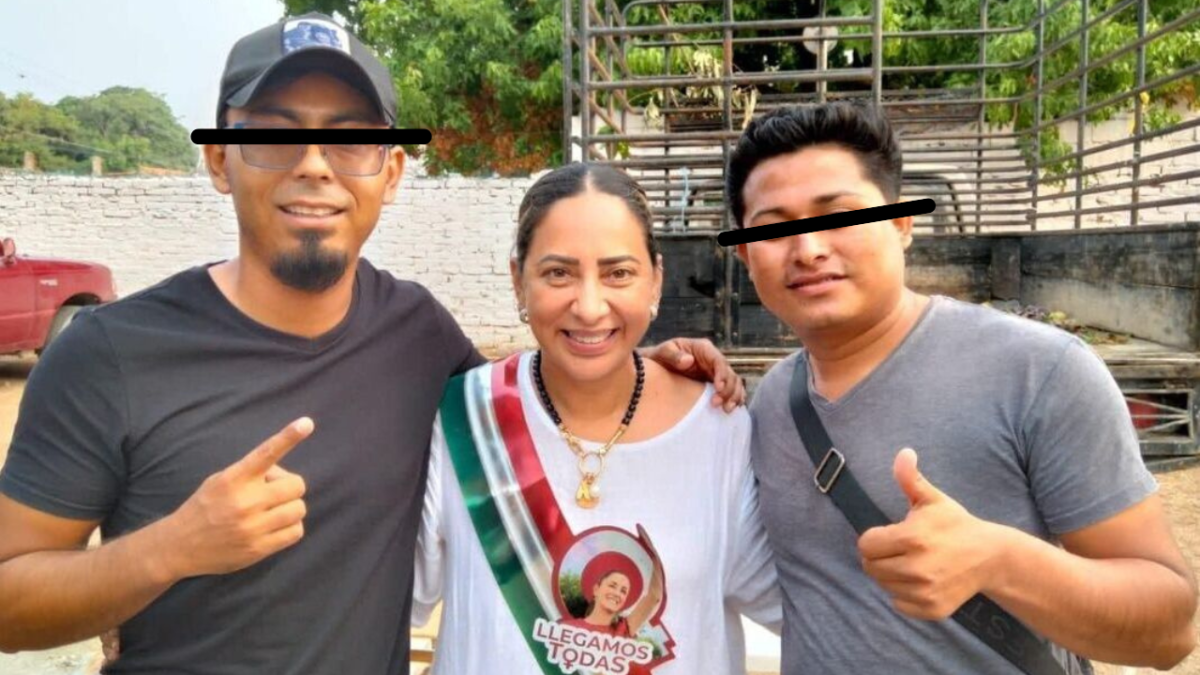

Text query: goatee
(270, 231), (349, 293)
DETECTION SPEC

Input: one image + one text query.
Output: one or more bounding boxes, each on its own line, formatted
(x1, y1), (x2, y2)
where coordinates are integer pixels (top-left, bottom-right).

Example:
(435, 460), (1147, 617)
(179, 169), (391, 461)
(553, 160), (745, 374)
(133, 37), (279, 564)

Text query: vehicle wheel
(40, 305), (85, 353)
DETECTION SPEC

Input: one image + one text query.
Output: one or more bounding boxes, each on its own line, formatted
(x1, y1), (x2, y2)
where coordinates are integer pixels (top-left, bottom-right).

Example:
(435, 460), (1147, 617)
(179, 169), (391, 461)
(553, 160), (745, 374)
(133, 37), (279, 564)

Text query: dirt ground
(0, 353), (1197, 675)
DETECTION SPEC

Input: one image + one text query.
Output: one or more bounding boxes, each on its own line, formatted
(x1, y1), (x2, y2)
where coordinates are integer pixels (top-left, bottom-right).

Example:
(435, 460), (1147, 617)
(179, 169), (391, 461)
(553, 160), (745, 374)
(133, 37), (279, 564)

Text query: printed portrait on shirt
(533, 526), (676, 675)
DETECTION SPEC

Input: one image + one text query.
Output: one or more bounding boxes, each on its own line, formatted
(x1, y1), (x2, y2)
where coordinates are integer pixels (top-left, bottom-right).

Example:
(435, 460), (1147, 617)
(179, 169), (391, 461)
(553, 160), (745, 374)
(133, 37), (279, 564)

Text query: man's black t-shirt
(0, 259), (484, 674)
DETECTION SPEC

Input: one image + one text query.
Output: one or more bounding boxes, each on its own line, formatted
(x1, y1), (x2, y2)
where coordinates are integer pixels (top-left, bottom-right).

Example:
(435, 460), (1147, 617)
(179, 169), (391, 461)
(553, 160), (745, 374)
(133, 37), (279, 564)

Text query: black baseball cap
(216, 13), (397, 126)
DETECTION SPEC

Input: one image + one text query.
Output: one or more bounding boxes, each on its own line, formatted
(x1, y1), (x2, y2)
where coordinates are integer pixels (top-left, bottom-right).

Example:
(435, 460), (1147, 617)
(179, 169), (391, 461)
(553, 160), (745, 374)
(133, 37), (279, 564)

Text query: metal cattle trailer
(561, 0), (1200, 468)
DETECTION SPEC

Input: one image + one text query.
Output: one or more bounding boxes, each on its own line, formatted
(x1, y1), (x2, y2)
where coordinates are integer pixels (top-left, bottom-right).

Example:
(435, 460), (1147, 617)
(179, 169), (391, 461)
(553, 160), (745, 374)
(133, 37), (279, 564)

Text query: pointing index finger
(232, 417), (314, 479)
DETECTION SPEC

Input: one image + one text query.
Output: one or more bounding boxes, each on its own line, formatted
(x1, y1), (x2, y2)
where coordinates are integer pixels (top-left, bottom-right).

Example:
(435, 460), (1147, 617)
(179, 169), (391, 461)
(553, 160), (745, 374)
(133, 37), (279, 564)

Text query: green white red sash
(439, 354), (575, 673)
(438, 354), (671, 675)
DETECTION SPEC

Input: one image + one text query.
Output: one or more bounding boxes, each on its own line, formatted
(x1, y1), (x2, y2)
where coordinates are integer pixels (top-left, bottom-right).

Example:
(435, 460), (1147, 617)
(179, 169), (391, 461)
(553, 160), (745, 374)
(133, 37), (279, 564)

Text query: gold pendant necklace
(534, 351), (645, 509)
(559, 424), (627, 509)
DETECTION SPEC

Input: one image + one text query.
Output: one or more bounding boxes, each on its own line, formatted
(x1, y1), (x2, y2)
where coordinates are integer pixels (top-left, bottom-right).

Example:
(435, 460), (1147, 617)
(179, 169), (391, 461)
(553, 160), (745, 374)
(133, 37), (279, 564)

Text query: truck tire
(40, 305), (85, 354)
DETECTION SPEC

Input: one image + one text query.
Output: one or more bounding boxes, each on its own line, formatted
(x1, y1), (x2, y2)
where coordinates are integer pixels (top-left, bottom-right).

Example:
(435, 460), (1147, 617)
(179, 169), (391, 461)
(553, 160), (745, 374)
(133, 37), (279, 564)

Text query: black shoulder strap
(788, 355), (1069, 675)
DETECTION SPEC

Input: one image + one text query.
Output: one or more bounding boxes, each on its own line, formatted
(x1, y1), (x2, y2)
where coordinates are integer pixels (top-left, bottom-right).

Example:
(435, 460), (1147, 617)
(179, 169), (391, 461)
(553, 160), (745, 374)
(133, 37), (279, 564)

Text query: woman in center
(414, 163), (780, 675)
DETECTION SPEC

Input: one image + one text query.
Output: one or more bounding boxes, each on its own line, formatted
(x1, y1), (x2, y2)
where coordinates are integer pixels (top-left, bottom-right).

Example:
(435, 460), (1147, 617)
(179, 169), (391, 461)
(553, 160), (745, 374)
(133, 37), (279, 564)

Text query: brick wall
(0, 164), (540, 352)
(2, 108), (1196, 349)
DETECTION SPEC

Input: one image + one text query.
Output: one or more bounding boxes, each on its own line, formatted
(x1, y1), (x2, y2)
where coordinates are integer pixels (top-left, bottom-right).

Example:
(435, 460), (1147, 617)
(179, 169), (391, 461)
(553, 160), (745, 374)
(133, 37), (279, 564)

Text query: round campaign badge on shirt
(532, 525), (676, 675)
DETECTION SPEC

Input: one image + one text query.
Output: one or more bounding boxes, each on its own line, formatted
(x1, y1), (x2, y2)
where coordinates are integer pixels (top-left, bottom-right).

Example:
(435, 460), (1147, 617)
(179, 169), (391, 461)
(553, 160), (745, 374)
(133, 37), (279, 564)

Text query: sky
(0, 0), (288, 133)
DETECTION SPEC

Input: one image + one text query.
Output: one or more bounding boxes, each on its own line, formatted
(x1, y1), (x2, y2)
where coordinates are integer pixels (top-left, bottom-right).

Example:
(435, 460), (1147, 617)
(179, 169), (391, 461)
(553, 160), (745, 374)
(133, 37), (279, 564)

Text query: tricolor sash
(438, 354), (674, 675)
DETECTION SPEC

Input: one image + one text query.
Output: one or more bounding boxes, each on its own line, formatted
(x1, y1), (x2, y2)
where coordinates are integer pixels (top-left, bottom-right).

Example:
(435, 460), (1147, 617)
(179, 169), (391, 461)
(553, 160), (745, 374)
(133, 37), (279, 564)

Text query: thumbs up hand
(155, 418), (314, 580)
(893, 447), (949, 508)
(857, 448), (1007, 621)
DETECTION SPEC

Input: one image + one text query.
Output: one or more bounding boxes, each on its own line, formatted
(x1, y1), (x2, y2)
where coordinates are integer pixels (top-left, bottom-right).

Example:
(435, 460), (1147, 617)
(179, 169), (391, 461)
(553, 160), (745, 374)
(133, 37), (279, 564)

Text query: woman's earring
(519, 307), (530, 324)
(650, 303), (659, 320)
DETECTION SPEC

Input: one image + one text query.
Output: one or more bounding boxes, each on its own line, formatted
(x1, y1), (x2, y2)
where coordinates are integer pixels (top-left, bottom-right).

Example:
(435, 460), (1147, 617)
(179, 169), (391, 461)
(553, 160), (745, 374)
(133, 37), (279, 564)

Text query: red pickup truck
(0, 237), (117, 355)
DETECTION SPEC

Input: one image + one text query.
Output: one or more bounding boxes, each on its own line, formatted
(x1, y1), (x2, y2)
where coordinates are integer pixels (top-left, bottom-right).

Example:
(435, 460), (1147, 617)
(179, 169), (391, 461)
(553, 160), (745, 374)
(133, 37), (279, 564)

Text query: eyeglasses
(228, 123), (392, 177)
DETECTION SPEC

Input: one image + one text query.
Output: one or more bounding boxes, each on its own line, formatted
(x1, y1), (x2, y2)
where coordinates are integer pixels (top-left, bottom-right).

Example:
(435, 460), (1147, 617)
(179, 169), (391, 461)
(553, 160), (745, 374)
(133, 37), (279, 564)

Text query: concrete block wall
(899, 107), (1200, 233)
(0, 165), (540, 352)
(1, 108), (1194, 348)
(1036, 104), (1200, 230)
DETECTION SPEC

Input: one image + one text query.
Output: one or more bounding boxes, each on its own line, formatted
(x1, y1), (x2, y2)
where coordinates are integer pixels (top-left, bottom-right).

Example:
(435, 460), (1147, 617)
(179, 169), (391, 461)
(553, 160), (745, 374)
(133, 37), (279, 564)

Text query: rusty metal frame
(563, 0), (1200, 235)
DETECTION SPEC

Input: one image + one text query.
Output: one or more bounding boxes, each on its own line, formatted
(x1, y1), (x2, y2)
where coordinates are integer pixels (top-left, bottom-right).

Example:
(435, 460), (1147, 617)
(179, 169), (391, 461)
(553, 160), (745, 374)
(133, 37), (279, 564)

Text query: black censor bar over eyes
(189, 128), (432, 145)
(716, 199), (936, 247)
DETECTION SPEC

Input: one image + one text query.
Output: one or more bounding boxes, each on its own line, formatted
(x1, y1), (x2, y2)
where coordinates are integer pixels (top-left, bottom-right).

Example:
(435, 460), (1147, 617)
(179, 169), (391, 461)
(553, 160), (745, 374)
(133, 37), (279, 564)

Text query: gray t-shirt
(0, 260), (485, 674)
(750, 296), (1157, 675)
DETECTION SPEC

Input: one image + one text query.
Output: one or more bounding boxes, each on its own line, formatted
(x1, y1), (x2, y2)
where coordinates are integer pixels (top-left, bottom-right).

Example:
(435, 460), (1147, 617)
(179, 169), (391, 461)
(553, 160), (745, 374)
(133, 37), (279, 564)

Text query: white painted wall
(0, 164), (540, 352)
(2, 109), (1196, 350)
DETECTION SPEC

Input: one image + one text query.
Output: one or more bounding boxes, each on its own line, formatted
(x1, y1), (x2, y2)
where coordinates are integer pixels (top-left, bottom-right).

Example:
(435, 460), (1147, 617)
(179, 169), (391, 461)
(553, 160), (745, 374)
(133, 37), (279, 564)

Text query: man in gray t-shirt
(726, 102), (1197, 674)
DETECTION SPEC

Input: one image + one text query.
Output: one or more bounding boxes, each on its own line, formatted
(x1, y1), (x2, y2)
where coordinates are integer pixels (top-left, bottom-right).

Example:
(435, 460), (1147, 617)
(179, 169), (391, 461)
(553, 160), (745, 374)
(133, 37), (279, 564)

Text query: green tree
(0, 88), (195, 174)
(0, 92), (87, 172)
(57, 87), (196, 173)
(847, 0), (1199, 174)
(287, 0), (563, 176)
(558, 571), (588, 619)
(284, 0), (1198, 176)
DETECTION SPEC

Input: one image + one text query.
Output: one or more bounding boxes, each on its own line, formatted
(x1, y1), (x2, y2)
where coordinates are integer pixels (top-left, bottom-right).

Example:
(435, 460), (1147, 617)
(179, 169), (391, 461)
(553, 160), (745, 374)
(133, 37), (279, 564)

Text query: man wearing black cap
(0, 13), (741, 673)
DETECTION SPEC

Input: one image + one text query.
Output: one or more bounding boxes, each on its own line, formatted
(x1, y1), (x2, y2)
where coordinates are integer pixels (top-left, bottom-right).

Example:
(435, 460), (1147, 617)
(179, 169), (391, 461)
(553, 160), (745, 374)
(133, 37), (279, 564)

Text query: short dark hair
(515, 163), (661, 271)
(726, 102), (902, 228)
